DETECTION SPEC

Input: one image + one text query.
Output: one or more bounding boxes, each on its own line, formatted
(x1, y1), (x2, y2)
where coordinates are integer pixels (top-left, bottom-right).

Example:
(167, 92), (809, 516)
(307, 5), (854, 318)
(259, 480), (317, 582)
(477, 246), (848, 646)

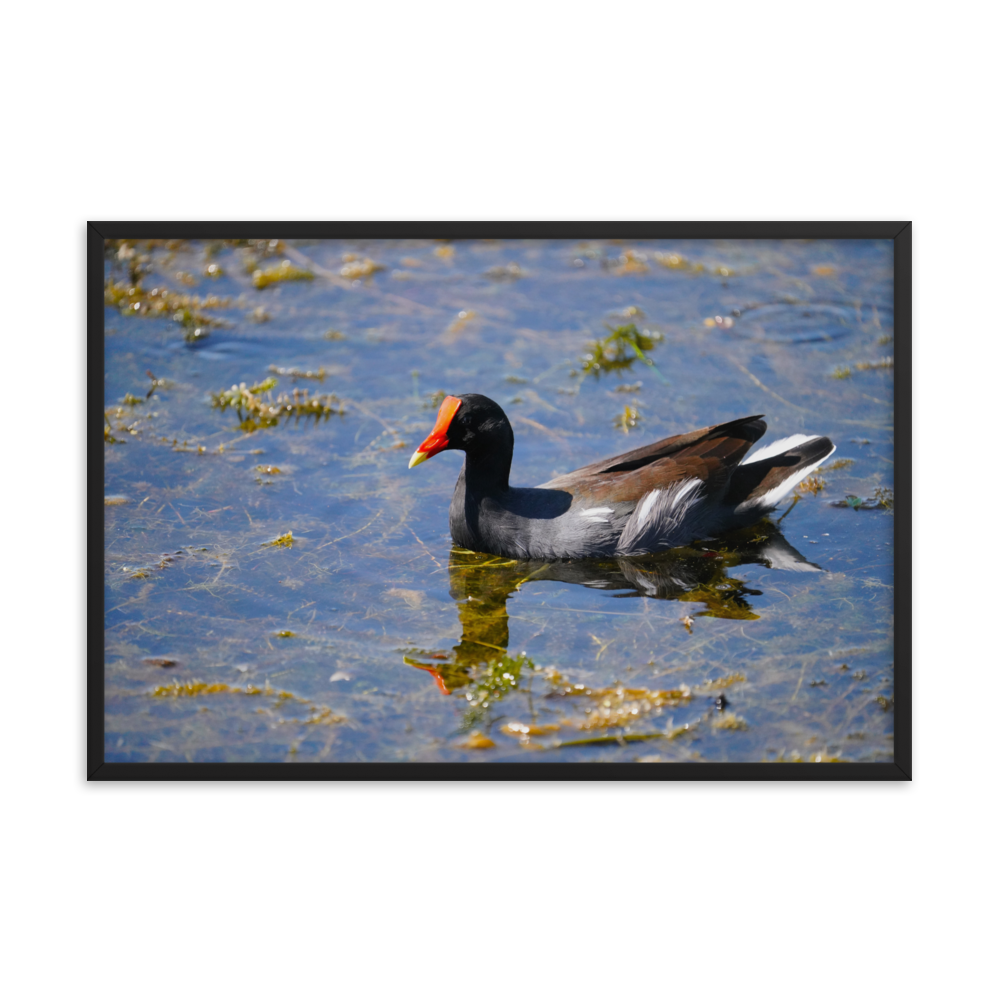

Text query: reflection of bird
(403, 524), (821, 693)
(409, 394), (835, 559)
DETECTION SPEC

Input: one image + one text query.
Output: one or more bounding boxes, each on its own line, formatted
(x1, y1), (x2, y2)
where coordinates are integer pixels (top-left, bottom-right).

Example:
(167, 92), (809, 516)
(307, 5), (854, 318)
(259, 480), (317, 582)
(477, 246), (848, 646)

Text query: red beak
(408, 395), (462, 468)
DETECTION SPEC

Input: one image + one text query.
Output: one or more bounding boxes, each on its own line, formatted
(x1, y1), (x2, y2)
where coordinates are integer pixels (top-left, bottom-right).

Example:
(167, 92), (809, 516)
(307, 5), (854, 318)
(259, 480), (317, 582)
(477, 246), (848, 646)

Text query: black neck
(463, 447), (511, 494)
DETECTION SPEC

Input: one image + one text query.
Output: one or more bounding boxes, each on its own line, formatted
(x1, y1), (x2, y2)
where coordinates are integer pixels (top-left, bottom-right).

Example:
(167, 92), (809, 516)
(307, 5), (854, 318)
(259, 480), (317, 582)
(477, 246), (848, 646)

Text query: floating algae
(211, 377), (344, 431)
(580, 323), (663, 379)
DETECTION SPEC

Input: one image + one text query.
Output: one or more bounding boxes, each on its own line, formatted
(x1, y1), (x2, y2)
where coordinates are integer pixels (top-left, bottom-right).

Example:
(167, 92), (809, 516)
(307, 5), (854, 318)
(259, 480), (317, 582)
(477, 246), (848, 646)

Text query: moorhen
(408, 393), (835, 559)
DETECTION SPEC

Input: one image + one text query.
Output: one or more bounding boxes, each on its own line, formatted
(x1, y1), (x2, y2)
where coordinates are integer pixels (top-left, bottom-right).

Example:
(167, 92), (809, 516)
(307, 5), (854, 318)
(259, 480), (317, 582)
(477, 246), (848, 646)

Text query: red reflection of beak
(408, 395), (462, 468)
(404, 657), (452, 695)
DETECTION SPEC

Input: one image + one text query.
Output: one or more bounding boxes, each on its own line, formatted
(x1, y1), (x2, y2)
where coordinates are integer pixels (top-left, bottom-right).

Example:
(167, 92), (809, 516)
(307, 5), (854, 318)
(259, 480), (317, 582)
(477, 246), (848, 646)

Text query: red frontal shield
(408, 395), (462, 468)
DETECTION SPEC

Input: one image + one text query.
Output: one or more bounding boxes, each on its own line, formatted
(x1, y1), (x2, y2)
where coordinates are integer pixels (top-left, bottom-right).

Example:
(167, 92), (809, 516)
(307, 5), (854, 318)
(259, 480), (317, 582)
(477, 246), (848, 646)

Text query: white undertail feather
(735, 443), (836, 514)
(740, 434), (821, 466)
(616, 478), (704, 556)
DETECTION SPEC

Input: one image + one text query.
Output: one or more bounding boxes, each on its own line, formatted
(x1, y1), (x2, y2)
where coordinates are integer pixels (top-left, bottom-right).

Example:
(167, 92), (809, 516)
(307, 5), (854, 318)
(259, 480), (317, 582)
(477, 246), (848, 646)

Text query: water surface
(104, 238), (894, 763)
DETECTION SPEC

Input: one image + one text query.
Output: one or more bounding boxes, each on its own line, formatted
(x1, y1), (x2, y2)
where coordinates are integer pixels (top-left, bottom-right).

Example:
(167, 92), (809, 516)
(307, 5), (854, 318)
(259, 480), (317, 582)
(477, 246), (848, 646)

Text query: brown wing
(539, 414), (767, 504)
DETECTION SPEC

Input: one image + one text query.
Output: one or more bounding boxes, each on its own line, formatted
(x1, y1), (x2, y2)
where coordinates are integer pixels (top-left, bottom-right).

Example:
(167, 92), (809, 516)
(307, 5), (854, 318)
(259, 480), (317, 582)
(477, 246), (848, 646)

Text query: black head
(408, 393), (514, 490)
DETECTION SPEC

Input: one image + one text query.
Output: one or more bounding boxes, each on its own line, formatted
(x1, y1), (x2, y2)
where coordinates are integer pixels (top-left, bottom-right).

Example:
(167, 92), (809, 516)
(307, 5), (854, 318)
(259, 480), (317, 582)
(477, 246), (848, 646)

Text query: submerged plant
(340, 256), (384, 280)
(873, 487), (894, 510)
(211, 376), (344, 431)
(104, 278), (230, 331)
(212, 376), (279, 411)
(252, 259), (314, 289)
(269, 365), (327, 381)
(580, 323), (665, 380)
(831, 491), (894, 512)
(615, 403), (642, 433)
(653, 251), (689, 270)
(798, 475), (826, 495)
(462, 652), (530, 720)
(546, 679), (692, 731)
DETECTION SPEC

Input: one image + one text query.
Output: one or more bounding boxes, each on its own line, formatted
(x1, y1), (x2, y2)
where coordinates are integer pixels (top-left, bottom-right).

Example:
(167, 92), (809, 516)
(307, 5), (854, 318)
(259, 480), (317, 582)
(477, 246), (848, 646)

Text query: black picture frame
(90, 221), (911, 781)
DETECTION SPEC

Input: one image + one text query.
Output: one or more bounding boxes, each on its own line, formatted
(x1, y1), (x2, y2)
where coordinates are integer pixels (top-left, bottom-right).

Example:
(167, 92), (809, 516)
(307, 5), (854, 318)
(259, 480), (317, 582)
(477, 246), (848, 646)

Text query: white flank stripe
(673, 479), (700, 503)
(579, 507), (613, 517)
(636, 490), (661, 526)
(740, 434), (820, 466)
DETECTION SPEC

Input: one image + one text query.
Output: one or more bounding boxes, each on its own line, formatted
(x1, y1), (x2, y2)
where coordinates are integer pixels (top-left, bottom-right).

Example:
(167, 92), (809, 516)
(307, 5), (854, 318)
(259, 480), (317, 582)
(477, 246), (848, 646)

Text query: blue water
(104, 238), (894, 763)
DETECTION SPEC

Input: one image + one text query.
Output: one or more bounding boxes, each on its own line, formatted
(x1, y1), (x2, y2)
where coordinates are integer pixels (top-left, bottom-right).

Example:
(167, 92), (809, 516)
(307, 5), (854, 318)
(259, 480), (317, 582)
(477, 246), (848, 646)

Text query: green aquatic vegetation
(797, 475), (826, 495)
(104, 278), (230, 330)
(501, 720), (563, 738)
(152, 680), (265, 698)
(873, 487), (894, 510)
(340, 256), (384, 280)
(105, 405), (151, 441)
(580, 323), (665, 381)
(105, 240), (155, 284)
(485, 262), (524, 280)
(144, 369), (171, 399)
(244, 238), (286, 256)
(854, 357), (894, 371)
(712, 711), (748, 730)
(121, 393), (143, 406)
(274, 630), (296, 638)
(699, 673), (746, 691)
(423, 390), (447, 410)
(546, 680), (692, 731)
(824, 458), (855, 471)
(255, 465), (281, 475)
(552, 732), (665, 748)
(608, 249), (649, 274)
(251, 260), (315, 289)
(652, 251), (690, 270)
(832, 366), (852, 379)
(831, 493), (892, 511)
(262, 531), (294, 547)
(104, 423), (124, 445)
(212, 377), (279, 411)
(615, 403), (642, 434)
(204, 263), (224, 278)
(149, 677), (346, 727)
(676, 575), (762, 621)
(460, 652), (531, 727)
(269, 365), (327, 381)
(211, 378), (344, 430)
(260, 387), (345, 425)
(324, 329), (345, 340)
(465, 653), (535, 711)
(458, 731), (496, 749)
(875, 694), (894, 712)
(238, 240), (287, 274)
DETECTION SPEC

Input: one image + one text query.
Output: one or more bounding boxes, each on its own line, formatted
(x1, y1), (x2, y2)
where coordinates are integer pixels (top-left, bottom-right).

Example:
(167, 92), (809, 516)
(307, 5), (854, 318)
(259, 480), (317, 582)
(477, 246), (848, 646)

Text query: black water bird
(409, 393), (835, 560)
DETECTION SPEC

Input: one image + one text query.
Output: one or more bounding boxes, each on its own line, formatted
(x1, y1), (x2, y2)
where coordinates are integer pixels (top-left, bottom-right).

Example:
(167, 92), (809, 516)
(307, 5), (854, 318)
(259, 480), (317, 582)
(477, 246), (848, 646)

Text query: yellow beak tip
(408, 450), (429, 469)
